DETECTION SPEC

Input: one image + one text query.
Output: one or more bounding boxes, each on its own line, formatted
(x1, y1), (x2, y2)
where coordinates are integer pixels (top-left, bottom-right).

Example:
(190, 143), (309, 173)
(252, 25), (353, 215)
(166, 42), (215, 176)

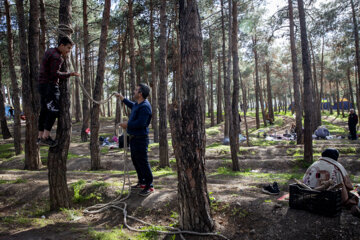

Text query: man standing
(116, 83), (154, 196)
(348, 108), (358, 140)
(38, 37), (80, 147)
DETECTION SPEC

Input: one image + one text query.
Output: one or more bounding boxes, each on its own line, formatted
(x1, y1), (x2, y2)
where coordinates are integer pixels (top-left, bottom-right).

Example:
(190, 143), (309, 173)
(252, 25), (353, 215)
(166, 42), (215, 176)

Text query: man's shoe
(39, 137), (57, 147)
(262, 184), (280, 195)
(138, 187), (154, 197)
(36, 138), (41, 145)
(131, 183), (146, 189)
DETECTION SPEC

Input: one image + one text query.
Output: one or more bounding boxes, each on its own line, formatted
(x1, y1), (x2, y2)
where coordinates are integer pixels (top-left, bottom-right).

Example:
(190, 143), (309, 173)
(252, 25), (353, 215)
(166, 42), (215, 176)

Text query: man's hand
(70, 72), (80, 77)
(119, 122), (128, 129)
(115, 92), (124, 101)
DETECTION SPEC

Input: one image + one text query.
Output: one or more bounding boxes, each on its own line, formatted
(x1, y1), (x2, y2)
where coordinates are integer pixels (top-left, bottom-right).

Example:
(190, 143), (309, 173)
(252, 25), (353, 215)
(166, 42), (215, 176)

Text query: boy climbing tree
(38, 37), (80, 147)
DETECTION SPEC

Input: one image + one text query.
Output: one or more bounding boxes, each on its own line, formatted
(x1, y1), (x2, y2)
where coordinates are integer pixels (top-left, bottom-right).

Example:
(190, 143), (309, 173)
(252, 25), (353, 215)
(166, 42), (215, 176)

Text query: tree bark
(169, 0), (214, 231)
(150, 0), (159, 143)
(347, 57), (355, 110)
(158, 0), (169, 168)
(81, 0), (91, 142)
(266, 62), (274, 121)
(5, 0), (22, 155)
(128, 0), (136, 95)
(16, 0), (42, 169)
(252, 37), (260, 129)
(297, 0), (313, 163)
(209, 31), (215, 127)
(288, 0), (303, 144)
(90, 0), (111, 170)
(47, 0), (73, 210)
(350, 0), (360, 112)
(217, 54), (223, 124)
(39, 0), (46, 63)
(221, 0), (230, 138)
(0, 55), (12, 139)
(115, 31), (127, 132)
(230, 0), (239, 170)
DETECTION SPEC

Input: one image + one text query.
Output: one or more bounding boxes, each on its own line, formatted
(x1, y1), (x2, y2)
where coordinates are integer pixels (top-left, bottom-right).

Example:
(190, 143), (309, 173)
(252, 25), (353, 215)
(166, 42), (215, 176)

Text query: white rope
(83, 129), (228, 239)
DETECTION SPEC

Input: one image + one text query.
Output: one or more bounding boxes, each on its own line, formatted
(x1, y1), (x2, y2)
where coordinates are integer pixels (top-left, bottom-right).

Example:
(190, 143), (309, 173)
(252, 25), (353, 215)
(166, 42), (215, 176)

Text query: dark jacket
(348, 113), (358, 127)
(123, 98), (152, 136)
(39, 48), (70, 85)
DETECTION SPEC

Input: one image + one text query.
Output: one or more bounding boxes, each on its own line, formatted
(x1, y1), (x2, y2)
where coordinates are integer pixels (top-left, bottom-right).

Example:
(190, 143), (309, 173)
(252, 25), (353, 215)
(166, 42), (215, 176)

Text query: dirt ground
(0, 114), (359, 240)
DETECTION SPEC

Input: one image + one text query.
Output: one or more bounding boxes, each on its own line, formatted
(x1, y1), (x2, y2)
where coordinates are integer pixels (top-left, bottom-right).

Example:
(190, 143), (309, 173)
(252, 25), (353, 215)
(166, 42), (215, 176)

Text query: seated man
(314, 126), (330, 139)
(303, 148), (360, 217)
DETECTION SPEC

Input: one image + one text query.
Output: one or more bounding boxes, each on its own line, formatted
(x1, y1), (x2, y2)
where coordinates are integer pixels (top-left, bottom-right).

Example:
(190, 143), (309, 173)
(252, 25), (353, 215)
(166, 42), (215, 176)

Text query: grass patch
(100, 148), (109, 154)
(0, 178), (27, 184)
(148, 142), (159, 151)
(206, 126), (220, 136)
(0, 216), (52, 228)
(213, 167), (302, 184)
(137, 225), (168, 240)
(88, 226), (132, 240)
(321, 120), (347, 135)
(0, 143), (16, 159)
(152, 167), (176, 177)
(251, 139), (280, 146)
(60, 208), (83, 221)
(206, 143), (230, 154)
(338, 147), (357, 154)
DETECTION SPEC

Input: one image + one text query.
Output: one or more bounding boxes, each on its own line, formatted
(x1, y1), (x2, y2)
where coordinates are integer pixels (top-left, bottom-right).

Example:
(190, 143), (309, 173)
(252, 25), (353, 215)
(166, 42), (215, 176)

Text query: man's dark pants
(349, 125), (358, 140)
(38, 83), (60, 132)
(130, 136), (153, 188)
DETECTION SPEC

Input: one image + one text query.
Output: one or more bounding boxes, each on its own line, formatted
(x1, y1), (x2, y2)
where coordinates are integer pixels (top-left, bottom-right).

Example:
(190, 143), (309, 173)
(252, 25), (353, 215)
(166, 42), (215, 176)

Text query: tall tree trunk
(230, 0), (239, 171)
(320, 37), (324, 113)
(252, 37), (261, 129)
(169, 0), (214, 231)
(217, 54), (223, 124)
(220, 0), (230, 138)
(81, 0), (91, 142)
(209, 31), (215, 127)
(16, 0), (42, 169)
(5, 0), (22, 155)
(309, 39), (321, 129)
(39, 0), (46, 62)
(266, 62), (274, 121)
(115, 31), (127, 132)
(150, 0), (159, 143)
(297, 0), (313, 163)
(47, 0), (73, 210)
(71, 41), (81, 122)
(350, 0), (360, 112)
(158, 0), (169, 168)
(0, 55), (12, 139)
(288, 0), (303, 144)
(128, 0), (136, 95)
(258, 75), (266, 126)
(90, 0), (111, 170)
(347, 58), (355, 110)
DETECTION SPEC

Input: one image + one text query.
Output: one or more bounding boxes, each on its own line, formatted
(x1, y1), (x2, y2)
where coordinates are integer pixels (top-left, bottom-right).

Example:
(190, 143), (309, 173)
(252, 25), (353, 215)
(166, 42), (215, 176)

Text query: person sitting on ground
(37, 36), (80, 147)
(314, 125), (330, 139)
(303, 148), (360, 217)
(290, 123), (296, 134)
(348, 108), (358, 140)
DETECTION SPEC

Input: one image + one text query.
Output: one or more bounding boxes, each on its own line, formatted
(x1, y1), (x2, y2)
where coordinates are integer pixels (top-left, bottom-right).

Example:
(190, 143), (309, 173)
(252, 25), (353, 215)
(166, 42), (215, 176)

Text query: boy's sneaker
(39, 137), (57, 147)
(262, 184), (280, 195)
(131, 183), (146, 189)
(138, 187), (154, 197)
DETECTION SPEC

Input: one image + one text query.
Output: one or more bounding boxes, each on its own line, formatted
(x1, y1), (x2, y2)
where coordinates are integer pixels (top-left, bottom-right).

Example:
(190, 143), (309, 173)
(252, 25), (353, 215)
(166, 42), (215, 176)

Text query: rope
(83, 129), (228, 239)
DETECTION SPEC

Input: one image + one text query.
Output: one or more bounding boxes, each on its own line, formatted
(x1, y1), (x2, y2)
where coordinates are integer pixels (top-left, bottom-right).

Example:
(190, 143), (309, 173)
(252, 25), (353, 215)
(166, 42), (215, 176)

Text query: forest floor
(0, 112), (360, 240)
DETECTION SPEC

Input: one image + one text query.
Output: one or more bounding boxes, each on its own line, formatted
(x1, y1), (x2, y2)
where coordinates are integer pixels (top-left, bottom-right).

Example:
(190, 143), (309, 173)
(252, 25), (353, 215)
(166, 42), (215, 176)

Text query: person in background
(348, 108), (358, 140)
